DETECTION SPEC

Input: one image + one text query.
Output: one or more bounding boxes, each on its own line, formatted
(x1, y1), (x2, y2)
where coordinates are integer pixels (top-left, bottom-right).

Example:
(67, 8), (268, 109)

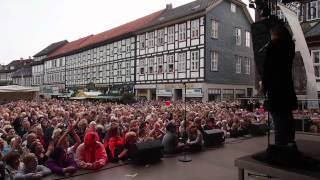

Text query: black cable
(54, 161), (131, 180)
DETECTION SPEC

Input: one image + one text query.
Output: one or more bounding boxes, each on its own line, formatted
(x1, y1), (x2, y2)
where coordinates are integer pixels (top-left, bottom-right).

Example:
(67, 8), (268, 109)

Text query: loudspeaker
(203, 129), (225, 147)
(130, 140), (163, 164)
(249, 122), (267, 136)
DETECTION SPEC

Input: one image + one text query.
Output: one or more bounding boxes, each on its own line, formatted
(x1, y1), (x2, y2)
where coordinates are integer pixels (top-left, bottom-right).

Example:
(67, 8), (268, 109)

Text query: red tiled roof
(48, 9), (164, 59)
(48, 35), (93, 58)
(81, 9), (165, 48)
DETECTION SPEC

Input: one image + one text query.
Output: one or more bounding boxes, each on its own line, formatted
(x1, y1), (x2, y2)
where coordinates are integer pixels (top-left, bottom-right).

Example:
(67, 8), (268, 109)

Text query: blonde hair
(52, 128), (62, 140)
(78, 119), (88, 128)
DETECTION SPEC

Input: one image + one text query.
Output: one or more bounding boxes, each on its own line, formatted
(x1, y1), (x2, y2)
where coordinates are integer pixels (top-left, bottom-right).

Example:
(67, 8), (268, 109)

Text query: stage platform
(43, 133), (319, 180)
(235, 138), (320, 180)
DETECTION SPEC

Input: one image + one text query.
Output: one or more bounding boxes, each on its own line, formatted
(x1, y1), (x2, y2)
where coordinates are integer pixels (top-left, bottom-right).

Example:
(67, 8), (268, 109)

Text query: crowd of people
(0, 99), (269, 179)
(293, 109), (320, 134)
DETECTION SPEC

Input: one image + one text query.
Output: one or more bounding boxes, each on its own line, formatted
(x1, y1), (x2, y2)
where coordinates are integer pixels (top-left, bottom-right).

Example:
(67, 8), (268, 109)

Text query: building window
(245, 31), (251, 47)
(113, 45), (118, 54)
(167, 55), (174, 73)
(168, 26), (175, 44)
(211, 51), (218, 71)
(236, 55), (242, 74)
(109, 45), (114, 56)
(177, 53), (186, 72)
(147, 32), (155, 47)
(118, 62), (122, 76)
(157, 56), (164, 73)
(139, 59), (145, 75)
(157, 29), (165, 46)
(244, 57), (251, 74)
(126, 62), (131, 76)
(140, 34), (146, 49)
(148, 58), (155, 74)
(60, 58), (64, 67)
(211, 20), (218, 39)
(52, 60), (56, 68)
(191, 19), (199, 39)
(191, 51), (199, 71)
(296, 4), (304, 22)
(109, 65), (114, 77)
(178, 23), (187, 41)
(307, 1), (318, 21)
(126, 39), (131, 52)
(312, 50), (320, 78)
(231, 3), (236, 13)
(235, 28), (241, 46)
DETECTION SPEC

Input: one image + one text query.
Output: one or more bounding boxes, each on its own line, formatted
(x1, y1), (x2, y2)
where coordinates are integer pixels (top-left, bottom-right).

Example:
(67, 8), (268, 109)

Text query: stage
(235, 135), (320, 180)
(44, 133), (318, 180)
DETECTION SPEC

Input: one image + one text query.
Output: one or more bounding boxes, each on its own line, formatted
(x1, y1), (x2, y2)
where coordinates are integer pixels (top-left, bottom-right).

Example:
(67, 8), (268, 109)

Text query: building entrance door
(175, 89), (183, 101)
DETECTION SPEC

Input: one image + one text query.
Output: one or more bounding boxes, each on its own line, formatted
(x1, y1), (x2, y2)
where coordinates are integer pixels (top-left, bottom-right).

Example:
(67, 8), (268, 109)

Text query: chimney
(166, 3), (172, 10)
(28, 56), (31, 59)
(20, 57), (23, 60)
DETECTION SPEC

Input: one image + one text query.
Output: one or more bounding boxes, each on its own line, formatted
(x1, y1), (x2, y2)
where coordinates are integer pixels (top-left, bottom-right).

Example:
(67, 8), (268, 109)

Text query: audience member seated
(15, 153), (51, 179)
(118, 132), (137, 160)
(162, 121), (184, 154)
(56, 125), (81, 159)
(75, 132), (107, 170)
(30, 140), (53, 165)
(203, 118), (215, 130)
(3, 152), (20, 180)
(45, 147), (77, 176)
(104, 123), (125, 162)
(187, 125), (203, 152)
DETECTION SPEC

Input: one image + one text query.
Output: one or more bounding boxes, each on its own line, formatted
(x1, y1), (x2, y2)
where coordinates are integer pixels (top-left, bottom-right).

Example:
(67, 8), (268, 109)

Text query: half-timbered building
(32, 40), (67, 94)
(34, 0), (255, 101)
(41, 10), (164, 95)
(135, 0), (254, 102)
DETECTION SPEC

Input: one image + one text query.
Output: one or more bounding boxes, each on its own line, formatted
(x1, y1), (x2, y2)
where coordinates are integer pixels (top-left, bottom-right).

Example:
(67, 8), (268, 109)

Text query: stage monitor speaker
(203, 129), (225, 147)
(131, 140), (163, 164)
(249, 122), (268, 136)
(251, 16), (282, 79)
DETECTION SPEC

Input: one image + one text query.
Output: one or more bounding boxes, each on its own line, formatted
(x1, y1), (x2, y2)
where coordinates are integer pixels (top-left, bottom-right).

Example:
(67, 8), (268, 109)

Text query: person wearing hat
(75, 132), (107, 170)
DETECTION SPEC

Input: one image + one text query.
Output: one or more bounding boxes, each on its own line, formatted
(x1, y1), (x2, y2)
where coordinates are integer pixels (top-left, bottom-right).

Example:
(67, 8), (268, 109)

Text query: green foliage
(121, 93), (136, 104)
(71, 89), (79, 97)
(0, 81), (12, 86)
(87, 82), (95, 91)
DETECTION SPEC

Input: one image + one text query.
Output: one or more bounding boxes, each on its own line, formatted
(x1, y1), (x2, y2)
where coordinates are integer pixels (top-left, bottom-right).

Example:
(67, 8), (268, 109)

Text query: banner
(278, 3), (319, 109)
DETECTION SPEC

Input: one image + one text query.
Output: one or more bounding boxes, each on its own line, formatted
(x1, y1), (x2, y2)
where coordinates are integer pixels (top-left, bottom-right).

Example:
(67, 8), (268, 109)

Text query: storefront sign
(185, 88), (203, 97)
(135, 84), (156, 89)
(157, 89), (172, 96)
(161, 83), (201, 89)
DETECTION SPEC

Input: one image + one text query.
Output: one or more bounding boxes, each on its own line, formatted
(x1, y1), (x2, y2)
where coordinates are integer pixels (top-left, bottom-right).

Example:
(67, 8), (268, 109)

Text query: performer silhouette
(262, 24), (298, 147)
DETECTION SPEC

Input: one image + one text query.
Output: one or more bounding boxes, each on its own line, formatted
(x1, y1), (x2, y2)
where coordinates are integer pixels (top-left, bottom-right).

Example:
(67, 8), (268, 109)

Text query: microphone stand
(178, 82), (192, 162)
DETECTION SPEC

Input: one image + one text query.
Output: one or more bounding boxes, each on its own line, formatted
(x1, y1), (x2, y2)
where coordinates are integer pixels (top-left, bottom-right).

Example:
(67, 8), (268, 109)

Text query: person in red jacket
(75, 132), (107, 170)
(103, 124), (124, 162)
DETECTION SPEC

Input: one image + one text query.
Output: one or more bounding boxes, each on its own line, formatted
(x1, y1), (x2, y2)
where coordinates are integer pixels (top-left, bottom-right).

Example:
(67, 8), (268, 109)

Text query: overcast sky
(0, 0), (254, 65)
